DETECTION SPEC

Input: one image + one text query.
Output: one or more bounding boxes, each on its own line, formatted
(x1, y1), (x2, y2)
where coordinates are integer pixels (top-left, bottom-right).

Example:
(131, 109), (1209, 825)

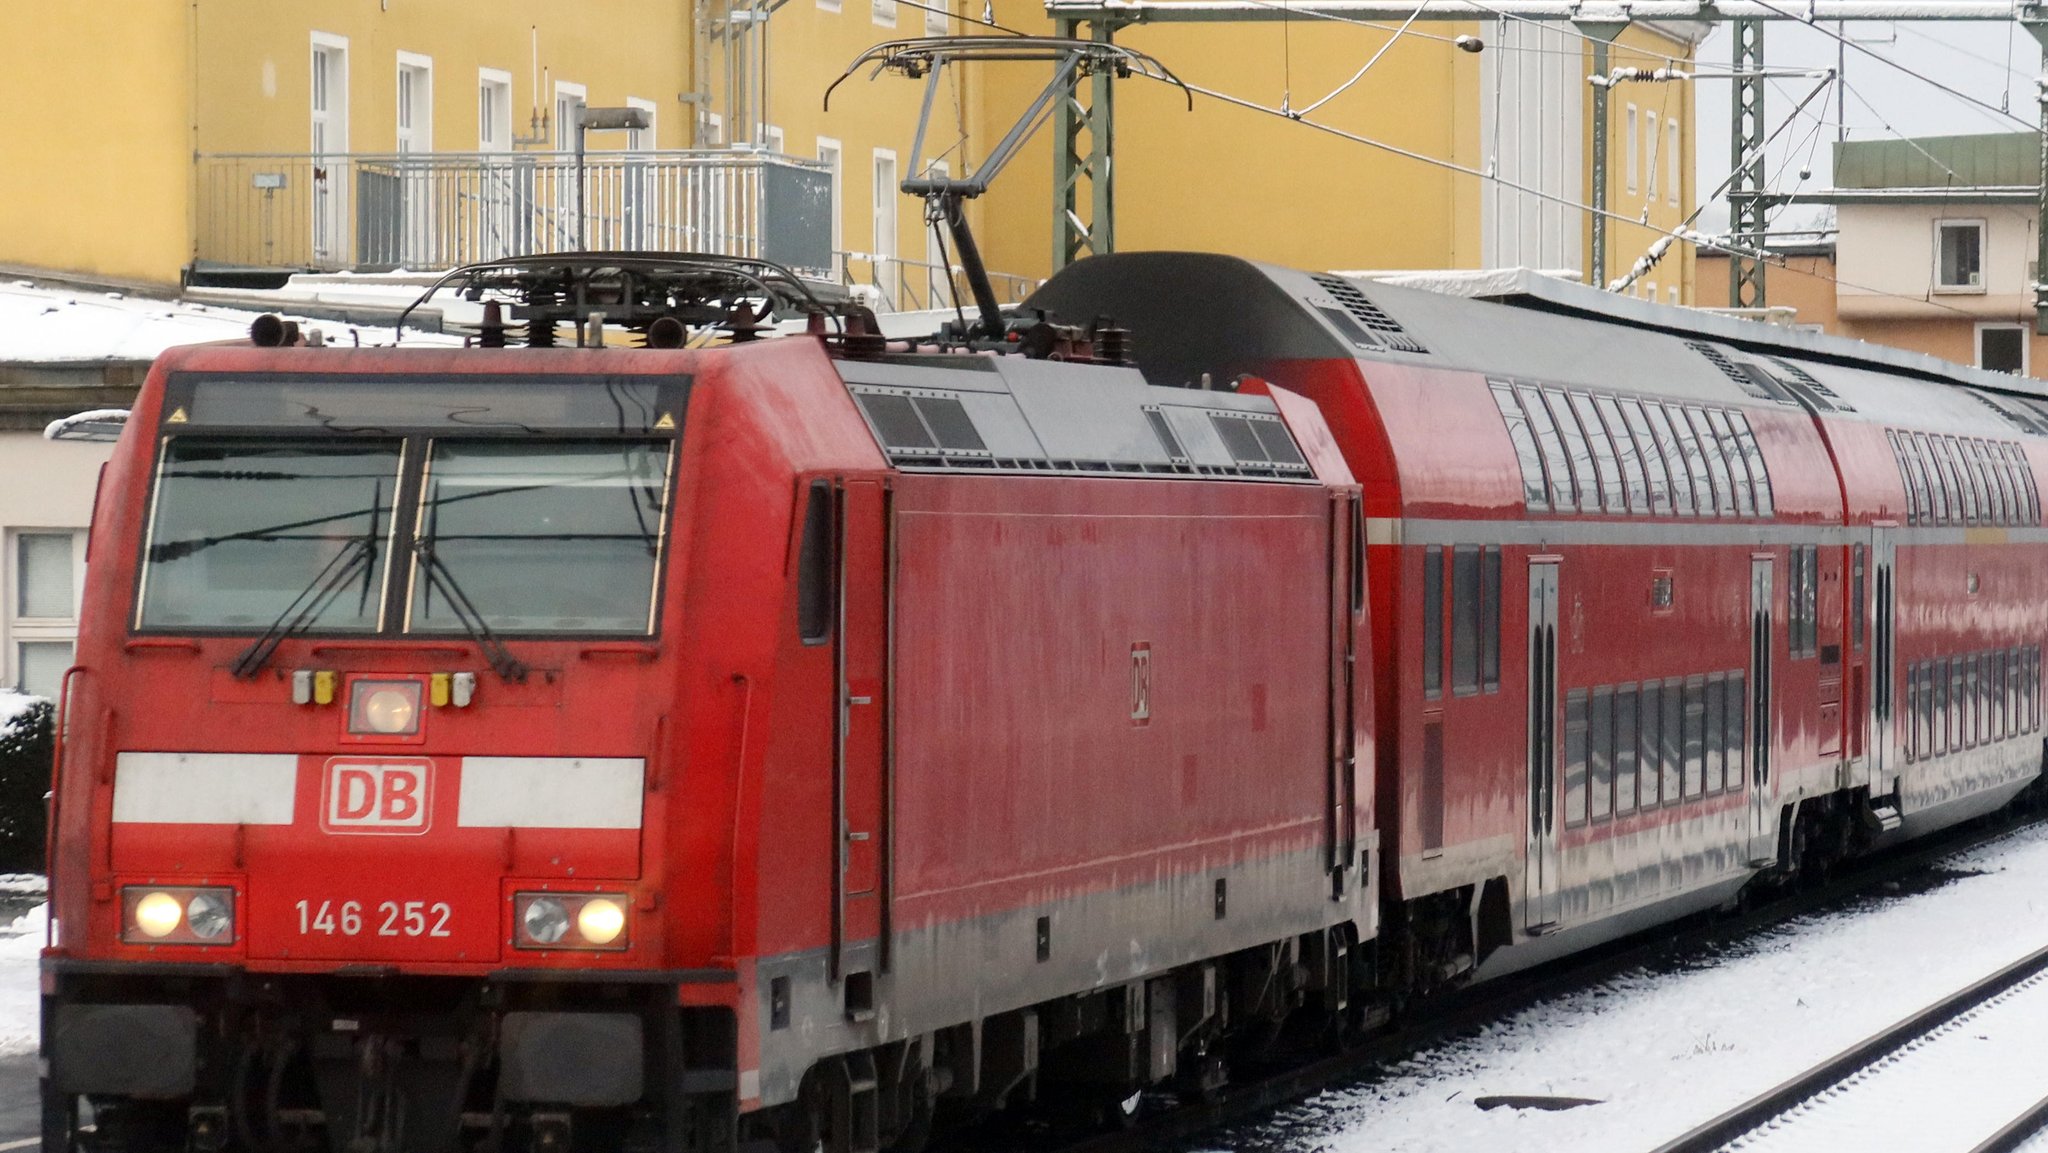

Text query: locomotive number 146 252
(294, 899), (453, 938)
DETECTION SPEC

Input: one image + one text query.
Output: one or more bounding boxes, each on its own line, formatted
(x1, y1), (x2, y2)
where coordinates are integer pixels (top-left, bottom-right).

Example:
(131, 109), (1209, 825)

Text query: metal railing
(194, 150), (837, 274)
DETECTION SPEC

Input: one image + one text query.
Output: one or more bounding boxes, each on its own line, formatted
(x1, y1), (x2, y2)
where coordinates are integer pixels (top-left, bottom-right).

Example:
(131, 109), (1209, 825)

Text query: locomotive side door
(834, 478), (890, 982)
(1748, 555), (1776, 864)
(1523, 560), (1561, 933)
(1868, 526), (1896, 801)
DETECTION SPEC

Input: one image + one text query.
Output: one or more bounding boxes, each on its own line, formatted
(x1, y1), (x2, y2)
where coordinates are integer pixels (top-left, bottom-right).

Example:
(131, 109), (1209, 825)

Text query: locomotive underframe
(42, 964), (739, 1153)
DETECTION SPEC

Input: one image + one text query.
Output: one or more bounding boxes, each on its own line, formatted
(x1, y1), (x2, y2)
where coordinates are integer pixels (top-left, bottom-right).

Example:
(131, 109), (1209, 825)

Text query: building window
(10, 532), (79, 699)
(872, 149), (899, 265)
(925, 0), (951, 35)
(1644, 111), (1659, 201)
(1667, 118), (1680, 206)
(1625, 104), (1639, 194)
(873, 0), (897, 28)
(1979, 323), (2027, 375)
(817, 138), (844, 256)
(1936, 220), (1985, 292)
(478, 69), (512, 152)
(396, 54), (432, 154)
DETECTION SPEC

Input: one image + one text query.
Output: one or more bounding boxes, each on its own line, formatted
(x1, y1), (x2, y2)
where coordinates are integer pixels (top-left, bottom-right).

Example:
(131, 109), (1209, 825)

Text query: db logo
(320, 758), (433, 835)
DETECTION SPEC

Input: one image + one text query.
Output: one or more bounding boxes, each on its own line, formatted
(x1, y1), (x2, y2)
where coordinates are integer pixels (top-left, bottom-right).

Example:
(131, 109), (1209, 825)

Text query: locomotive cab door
(1523, 560), (1561, 933)
(834, 478), (890, 983)
(1748, 555), (1775, 865)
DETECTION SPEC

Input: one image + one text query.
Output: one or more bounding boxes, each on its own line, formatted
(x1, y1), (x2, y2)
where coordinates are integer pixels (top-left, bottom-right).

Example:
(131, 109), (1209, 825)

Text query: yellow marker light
(133, 891), (182, 939)
(348, 680), (423, 736)
(313, 670), (337, 706)
(429, 673), (451, 708)
(577, 898), (627, 946)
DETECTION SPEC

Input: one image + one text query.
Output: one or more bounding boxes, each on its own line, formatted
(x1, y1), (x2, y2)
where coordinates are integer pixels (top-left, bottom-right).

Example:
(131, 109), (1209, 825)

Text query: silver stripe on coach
(456, 757), (645, 829)
(112, 753), (299, 825)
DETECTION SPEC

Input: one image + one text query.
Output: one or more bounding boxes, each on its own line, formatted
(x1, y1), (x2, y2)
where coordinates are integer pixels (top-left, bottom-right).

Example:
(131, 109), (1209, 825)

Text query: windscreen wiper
(230, 537), (377, 679)
(411, 540), (530, 683)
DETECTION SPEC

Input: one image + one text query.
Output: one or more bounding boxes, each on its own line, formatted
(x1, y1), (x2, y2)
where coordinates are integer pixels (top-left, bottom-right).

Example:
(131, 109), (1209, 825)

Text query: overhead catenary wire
(1740, 0), (2034, 129)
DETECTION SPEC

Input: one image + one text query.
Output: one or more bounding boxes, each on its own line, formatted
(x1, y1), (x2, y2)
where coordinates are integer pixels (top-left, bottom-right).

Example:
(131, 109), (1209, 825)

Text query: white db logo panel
(321, 758), (433, 835)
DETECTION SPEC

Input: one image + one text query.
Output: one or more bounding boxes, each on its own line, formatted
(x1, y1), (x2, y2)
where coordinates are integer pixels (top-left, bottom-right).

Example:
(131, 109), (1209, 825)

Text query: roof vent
(1687, 341), (1796, 405)
(1310, 275), (1428, 355)
(1764, 356), (1853, 413)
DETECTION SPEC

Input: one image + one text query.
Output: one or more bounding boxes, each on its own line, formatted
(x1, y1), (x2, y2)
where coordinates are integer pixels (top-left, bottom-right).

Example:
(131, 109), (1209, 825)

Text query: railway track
(1650, 940), (2048, 1153)
(949, 807), (2048, 1153)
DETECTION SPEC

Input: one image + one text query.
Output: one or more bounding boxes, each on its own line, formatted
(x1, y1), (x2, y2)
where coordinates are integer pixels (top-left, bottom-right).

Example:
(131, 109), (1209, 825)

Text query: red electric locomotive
(41, 255), (1374, 1153)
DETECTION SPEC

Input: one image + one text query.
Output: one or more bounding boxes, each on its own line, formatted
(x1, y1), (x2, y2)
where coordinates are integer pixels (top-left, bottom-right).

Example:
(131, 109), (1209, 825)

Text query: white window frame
(1646, 281), (1658, 303)
(478, 67), (513, 152)
(1644, 110), (1659, 201)
(1625, 103), (1639, 195)
(553, 80), (587, 150)
(818, 0), (841, 17)
(764, 125), (786, 155)
(396, 51), (433, 153)
(6, 529), (83, 699)
(925, 0), (951, 36)
(1666, 117), (1681, 206)
(1668, 286), (1680, 306)
(817, 137), (844, 256)
(698, 110), (723, 149)
(872, 148), (899, 262)
(873, 0), (898, 29)
(626, 96), (657, 150)
(310, 32), (351, 264)
(1977, 322), (2029, 374)
(1935, 219), (1988, 294)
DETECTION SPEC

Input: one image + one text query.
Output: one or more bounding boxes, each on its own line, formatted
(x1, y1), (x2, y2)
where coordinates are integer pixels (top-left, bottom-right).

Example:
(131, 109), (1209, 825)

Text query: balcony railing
(192, 151), (1040, 309)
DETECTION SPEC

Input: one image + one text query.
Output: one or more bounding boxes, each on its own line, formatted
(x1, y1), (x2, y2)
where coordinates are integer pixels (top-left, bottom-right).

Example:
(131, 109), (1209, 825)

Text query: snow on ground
(0, 278), (446, 363)
(0, 900), (42, 1057)
(1207, 824), (2048, 1153)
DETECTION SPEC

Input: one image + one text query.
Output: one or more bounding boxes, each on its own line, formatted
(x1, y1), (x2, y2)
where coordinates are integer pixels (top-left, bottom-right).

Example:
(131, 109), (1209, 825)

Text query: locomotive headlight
(133, 891), (182, 939)
(521, 897), (571, 945)
(514, 892), (630, 950)
(348, 680), (422, 736)
(185, 891), (231, 940)
(122, 885), (235, 946)
(577, 898), (626, 946)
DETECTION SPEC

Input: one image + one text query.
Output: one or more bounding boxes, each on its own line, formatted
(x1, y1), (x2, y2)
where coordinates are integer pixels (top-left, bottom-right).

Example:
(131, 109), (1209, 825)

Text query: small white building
(1809, 133), (2041, 376)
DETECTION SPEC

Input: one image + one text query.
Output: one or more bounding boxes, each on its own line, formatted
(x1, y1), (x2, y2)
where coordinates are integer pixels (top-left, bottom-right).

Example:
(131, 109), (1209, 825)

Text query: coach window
(1902, 434), (1933, 525)
(1490, 383), (1551, 511)
(1800, 545), (1819, 657)
(1852, 545), (1866, 652)
(1788, 546), (1809, 658)
(1994, 650), (2009, 739)
(1725, 672), (1746, 792)
(1545, 390), (1602, 514)
(1703, 673), (1725, 793)
(1685, 408), (1737, 516)
(1910, 433), (1947, 524)
(1933, 436), (1971, 524)
(1949, 658), (1965, 751)
(1615, 687), (1640, 815)
(1682, 677), (1706, 797)
(1564, 689), (1590, 826)
(1589, 687), (1614, 822)
(1983, 441), (2018, 525)
(1888, 431), (1922, 524)
(1705, 410), (1754, 516)
(1732, 414), (1774, 517)
(1931, 661), (1947, 756)
(796, 480), (835, 644)
(1638, 683), (1662, 808)
(1645, 404), (1697, 516)
(1905, 663), (1921, 760)
(1951, 437), (1987, 524)
(1423, 546), (1443, 698)
(1452, 545), (1481, 695)
(2006, 443), (2041, 523)
(1665, 404), (1718, 517)
(1660, 677), (1684, 803)
(1619, 399), (1673, 515)
(1595, 396), (1649, 514)
(1481, 546), (1502, 692)
(1569, 393), (1625, 513)
(1518, 384), (1577, 511)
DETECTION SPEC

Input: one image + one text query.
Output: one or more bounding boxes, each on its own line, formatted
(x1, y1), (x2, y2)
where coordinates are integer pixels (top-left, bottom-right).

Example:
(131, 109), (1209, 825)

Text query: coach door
(1869, 527), (1897, 800)
(1748, 556), (1775, 864)
(1524, 560), (1561, 932)
(834, 479), (890, 982)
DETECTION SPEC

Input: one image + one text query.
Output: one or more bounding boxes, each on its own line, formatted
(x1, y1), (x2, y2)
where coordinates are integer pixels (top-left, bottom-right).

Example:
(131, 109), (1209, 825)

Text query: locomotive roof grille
(1763, 356), (1854, 413)
(1309, 275), (1429, 355)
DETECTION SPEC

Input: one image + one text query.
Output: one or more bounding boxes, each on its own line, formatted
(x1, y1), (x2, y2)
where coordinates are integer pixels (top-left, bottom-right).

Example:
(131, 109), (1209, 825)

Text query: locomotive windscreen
(135, 373), (684, 637)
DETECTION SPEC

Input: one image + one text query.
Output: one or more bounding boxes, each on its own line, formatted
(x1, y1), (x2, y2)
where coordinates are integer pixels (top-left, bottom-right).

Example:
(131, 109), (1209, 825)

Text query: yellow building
(1, 2), (1701, 303)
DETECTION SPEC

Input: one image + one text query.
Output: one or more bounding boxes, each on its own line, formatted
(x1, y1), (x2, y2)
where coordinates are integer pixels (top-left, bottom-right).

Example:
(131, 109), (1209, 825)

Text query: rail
(1648, 941), (2048, 1153)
